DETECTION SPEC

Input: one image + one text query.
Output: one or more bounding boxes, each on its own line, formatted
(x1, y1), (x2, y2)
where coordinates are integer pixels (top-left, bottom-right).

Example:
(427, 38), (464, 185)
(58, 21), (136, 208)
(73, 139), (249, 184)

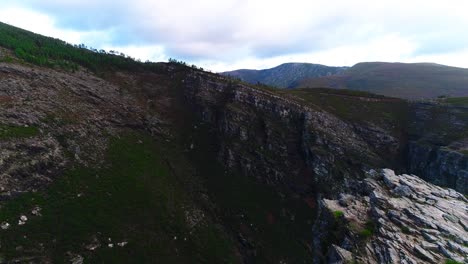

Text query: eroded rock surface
(321, 169), (468, 263)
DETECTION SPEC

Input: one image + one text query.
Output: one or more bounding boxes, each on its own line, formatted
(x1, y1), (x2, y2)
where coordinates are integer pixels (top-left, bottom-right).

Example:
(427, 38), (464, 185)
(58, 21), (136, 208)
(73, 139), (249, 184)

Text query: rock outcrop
(408, 142), (468, 194)
(320, 169), (467, 263)
(182, 72), (402, 195)
(408, 102), (468, 194)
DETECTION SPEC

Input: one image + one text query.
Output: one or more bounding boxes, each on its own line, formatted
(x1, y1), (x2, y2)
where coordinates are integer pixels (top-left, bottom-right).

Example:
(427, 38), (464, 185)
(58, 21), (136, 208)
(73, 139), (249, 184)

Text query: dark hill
(295, 62), (468, 99)
(221, 62), (348, 88)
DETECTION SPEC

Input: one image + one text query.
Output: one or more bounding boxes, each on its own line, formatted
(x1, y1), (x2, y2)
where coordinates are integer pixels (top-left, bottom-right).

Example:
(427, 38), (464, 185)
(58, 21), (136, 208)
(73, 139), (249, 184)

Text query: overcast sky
(1, 0), (467, 71)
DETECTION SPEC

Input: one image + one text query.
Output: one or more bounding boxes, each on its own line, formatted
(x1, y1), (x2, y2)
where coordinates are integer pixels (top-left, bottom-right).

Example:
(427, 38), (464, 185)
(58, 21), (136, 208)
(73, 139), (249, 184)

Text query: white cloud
(1, 0), (468, 71)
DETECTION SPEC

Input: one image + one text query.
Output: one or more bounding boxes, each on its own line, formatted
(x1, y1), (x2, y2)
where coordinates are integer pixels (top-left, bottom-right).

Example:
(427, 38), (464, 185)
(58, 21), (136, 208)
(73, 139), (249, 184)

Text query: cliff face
(318, 169), (467, 264)
(181, 72), (403, 196)
(408, 143), (468, 194)
(407, 102), (468, 193)
(0, 60), (466, 263)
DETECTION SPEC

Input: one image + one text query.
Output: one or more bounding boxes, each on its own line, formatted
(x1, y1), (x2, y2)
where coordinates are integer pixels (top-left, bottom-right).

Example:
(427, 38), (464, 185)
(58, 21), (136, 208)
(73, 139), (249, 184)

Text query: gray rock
(393, 185), (413, 197)
(413, 245), (436, 263)
(320, 169), (467, 264)
(327, 245), (353, 264)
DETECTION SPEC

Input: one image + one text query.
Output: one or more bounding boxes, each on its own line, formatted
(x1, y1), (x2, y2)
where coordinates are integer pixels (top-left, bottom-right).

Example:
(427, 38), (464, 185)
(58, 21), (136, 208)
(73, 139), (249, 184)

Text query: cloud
(1, 0), (468, 71)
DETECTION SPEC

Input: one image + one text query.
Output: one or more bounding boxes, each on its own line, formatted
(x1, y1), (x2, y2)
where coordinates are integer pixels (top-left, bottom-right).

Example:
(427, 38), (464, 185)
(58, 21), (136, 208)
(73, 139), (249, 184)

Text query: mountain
(295, 62), (468, 99)
(0, 22), (467, 263)
(221, 62), (348, 88)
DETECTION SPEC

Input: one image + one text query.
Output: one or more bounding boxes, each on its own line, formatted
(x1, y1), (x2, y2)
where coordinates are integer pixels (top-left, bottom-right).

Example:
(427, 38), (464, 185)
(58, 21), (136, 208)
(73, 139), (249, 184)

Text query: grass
(0, 131), (238, 263)
(0, 55), (13, 63)
(445, 259), (463, 264)
(333, 210), (344, 219)
(443, 97), (468, 107)
(0, 125), (39, 139)
(279, 88), (409, 137)
(358, 220), (376, 240)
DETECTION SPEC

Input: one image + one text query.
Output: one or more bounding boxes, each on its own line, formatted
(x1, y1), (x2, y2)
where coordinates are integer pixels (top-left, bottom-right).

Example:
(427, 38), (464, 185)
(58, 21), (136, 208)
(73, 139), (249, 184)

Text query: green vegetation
(0, 125), (39, 139)
(442, 97), (468, 107)
(400, 225), (411, 234)
(279, 88), (409, 136)
(445, 259), (463, 264)
(0, 22), (164, 73)
(333, 210), (344, 219)
(0, 132), (238, 263)
(358, 220), (376, 240)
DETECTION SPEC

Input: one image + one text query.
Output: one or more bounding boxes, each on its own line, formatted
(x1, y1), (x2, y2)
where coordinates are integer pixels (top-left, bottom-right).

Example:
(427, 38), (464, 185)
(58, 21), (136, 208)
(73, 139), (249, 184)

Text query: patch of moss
(445, 259), (463, 264)
(333, 210), (345, 219)
(358, 220), (376, 240)
(0, 55), (13, 63)
(401, 225), (411, 234)
(0, 125), (39, 139)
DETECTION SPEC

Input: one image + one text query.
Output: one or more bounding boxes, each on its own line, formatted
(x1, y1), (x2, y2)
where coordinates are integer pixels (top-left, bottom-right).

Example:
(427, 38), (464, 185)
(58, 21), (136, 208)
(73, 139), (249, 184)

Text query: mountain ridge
(225, 61), (468, 99)
(296, 61), (468, 99)
(221, 62), (348, 88)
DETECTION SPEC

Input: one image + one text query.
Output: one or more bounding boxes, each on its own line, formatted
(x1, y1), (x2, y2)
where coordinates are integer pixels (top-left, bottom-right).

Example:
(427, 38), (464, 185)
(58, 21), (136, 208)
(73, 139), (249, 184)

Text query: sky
(1, 0), (468, 72)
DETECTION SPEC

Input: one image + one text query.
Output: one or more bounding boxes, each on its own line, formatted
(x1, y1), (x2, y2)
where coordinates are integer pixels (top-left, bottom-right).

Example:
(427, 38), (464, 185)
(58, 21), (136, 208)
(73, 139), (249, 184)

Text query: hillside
(221, 63), (348, 88)
(295, 62), (468, 99)
(0, 22), (467, 263)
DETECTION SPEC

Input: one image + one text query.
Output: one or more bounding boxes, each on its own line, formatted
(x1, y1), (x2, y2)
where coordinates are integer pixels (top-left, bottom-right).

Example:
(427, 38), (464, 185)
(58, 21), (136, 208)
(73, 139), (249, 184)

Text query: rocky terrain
(319, 169), (467, 263)
(182, 71), (404, 197)
(408, 102), (468, 194)
(0, 23), (467, 263)
(0, 62), (148, 195)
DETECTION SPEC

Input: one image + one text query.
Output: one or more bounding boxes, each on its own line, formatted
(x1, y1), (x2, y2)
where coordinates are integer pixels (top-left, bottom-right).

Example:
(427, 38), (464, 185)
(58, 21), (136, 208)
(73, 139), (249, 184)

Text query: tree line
(0, 22), (163, 73)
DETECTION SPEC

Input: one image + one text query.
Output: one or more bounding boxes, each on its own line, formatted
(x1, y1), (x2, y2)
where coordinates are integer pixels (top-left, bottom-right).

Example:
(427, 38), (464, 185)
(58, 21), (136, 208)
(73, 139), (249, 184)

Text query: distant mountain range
(224, 62), (468, 99)
(221, 63), (348, 88)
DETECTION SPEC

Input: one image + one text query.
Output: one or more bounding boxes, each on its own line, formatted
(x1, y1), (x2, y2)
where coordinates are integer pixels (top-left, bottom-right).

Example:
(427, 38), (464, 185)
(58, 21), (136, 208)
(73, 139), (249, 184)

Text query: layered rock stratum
(320, 169), (467, 263)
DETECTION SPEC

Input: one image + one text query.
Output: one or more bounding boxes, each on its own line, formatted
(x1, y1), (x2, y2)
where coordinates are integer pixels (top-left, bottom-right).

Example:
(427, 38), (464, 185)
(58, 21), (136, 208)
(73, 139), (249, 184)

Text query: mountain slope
(295, 62), (468, 99)
(221, 63), (348, 88)
(0, 22), (467, 263)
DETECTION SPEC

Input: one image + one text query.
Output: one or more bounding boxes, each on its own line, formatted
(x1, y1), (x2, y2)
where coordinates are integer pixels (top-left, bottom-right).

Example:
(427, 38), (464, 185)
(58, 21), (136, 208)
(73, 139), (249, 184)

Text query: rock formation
(319, 169), (467, 263)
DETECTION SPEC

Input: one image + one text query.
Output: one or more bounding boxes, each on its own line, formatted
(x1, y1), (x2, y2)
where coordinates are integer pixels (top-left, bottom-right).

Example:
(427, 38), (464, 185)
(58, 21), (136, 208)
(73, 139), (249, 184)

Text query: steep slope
(295, 62), (468, 99)
(221, 63), (348, 88)
(0, 22), (467, 264)
(0, 57), (390, 263)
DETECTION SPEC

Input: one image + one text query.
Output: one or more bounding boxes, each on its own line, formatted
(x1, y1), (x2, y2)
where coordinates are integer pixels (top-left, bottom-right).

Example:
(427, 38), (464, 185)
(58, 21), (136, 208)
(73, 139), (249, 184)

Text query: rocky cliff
(407, 102), (468, 194)
(181, 71), (403, 197)
(318, 169), (467, 263)
(0, 59), (466, 263)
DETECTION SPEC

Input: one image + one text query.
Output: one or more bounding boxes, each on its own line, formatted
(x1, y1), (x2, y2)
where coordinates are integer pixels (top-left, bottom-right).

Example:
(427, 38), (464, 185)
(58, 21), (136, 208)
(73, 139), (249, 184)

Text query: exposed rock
(408, 102), (468, 194)
(319, 169), (468, 263)
(328, 245), (353, 264)
(1, 222), (10, 230)
(182, 72), (402, 195)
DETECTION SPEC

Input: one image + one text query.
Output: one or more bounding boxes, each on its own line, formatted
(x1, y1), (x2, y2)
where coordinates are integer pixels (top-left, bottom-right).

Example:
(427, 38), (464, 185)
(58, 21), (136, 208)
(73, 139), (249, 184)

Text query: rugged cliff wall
(407, 102), (468, 193)
(317, 169), (467, 263)
(408, 143), (468, 194)
(181, 72), (403, 196)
